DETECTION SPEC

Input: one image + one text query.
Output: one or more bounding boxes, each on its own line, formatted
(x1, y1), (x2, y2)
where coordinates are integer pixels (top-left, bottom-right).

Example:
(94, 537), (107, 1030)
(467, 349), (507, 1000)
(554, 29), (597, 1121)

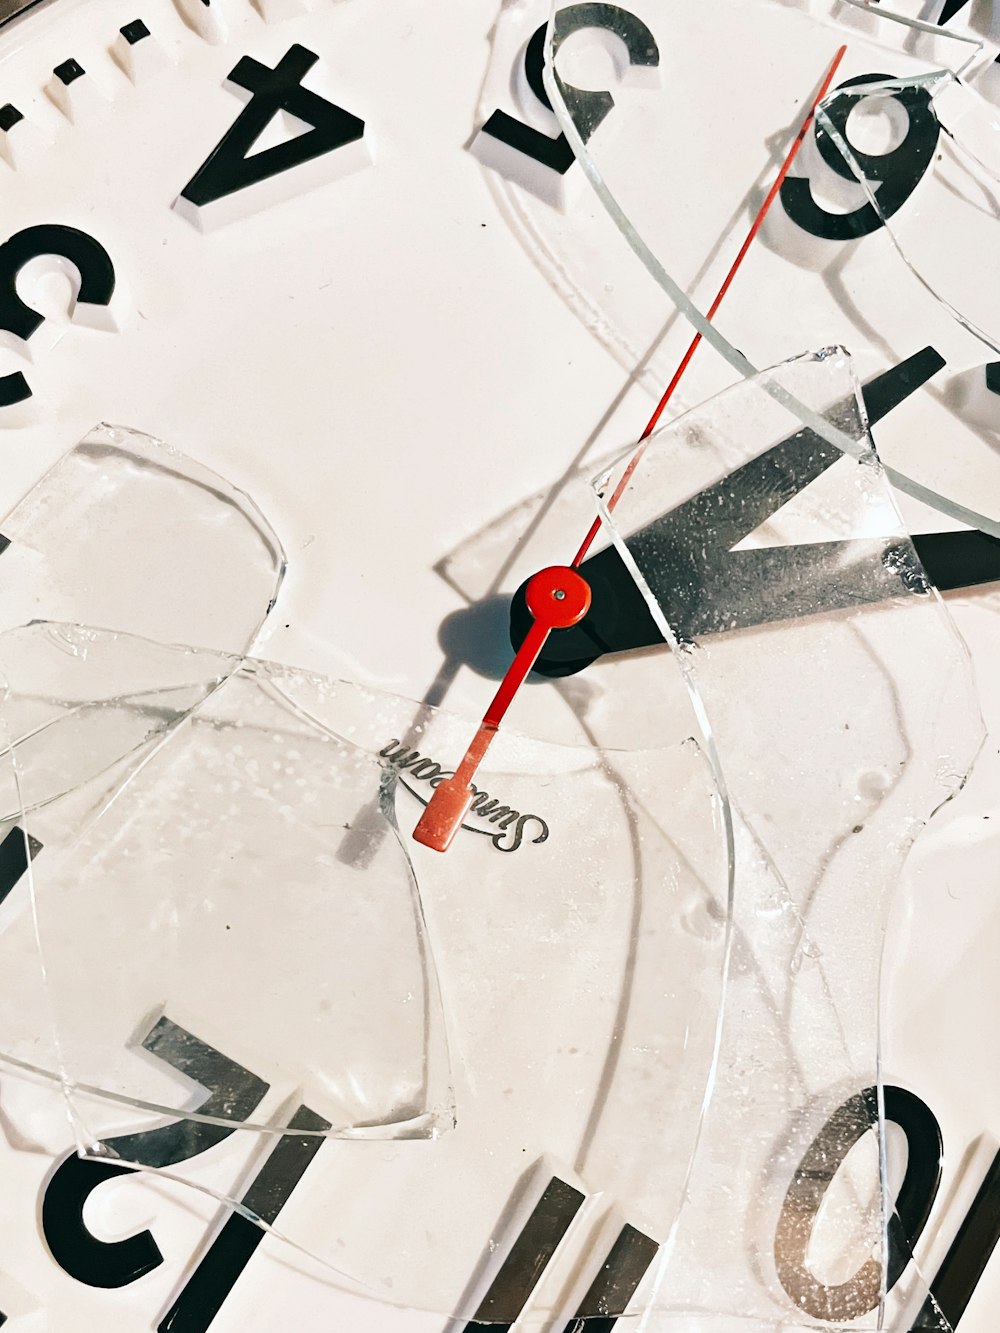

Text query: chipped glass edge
(815, 70), (1000, 356)
(541, 5), (1000, 541)
(0, 629), (456, 1142)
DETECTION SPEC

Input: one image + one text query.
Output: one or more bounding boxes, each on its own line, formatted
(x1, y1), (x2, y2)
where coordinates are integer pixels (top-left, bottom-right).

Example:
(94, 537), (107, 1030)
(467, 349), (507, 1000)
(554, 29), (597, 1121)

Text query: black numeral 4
(176, 44), (369, 230)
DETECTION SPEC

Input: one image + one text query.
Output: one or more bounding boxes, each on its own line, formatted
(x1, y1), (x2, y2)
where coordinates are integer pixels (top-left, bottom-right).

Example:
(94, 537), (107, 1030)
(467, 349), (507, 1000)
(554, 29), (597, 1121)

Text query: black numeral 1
(911, 1147), (1000, 1330)
(459, 1167), (657, 1331)
(158, 1105), (330, 1333)
(462, 1176), (585, 1332)
(0, 825), (40, 905)
(560, 1222), (659, 1332)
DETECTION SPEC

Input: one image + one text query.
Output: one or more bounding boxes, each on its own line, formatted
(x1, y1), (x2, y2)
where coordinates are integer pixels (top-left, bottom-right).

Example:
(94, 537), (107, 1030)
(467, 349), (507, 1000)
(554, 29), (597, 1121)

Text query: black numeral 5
(472, 4), (658, 207)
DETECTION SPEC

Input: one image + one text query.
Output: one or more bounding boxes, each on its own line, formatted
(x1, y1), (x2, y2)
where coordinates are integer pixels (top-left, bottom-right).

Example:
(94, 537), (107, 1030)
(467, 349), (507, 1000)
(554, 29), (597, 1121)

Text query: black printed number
(780, 74), (939, 241)
(775, 1085), (942, 1321)
(776, 1083), (1000, 1330)
(178, 43), (365, 217)
(42, 1016), (270, 1288)
(41, 1014), (331, 1332)
(476, 4), (658, 180)
(0, 224), (115, 407)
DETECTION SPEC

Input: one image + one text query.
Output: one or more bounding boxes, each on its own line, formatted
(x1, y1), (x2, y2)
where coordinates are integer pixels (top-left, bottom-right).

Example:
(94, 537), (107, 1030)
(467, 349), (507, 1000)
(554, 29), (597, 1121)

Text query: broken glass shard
(587, 349), (982, 1327)
(816, 71), (1000, 359)
(20, 353), (981, 1324)
(0, 422), (285, 652)
(0, 622), (742, 1320)
(537, 0), (1000, 538)
(0, 624), (451, 1140)
(476, 0), (976, 407)
(877, 592), (1000, 1333)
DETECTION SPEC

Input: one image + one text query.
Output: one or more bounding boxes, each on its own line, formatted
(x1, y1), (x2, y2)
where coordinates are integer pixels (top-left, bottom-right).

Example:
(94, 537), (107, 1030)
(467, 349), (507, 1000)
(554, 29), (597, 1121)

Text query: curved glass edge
(542, 4), (1000, 541)
(0, 421), (287, 653)
(589, 351), (983, 1328)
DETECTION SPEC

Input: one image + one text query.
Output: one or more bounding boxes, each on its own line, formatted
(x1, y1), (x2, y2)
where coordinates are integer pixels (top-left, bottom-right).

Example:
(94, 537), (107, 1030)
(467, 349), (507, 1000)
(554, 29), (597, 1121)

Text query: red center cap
(524, 565), (592, 629)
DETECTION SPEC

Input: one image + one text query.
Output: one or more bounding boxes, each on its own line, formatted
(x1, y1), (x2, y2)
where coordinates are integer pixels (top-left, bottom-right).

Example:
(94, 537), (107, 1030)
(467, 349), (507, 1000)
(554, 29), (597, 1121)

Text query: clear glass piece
(0, 624), (451, 1140)
(0, 623), (741, 1320)
(539, 0), (1000, 538)
(591, 350), (982, 1327)
(0, 422), (285, 651)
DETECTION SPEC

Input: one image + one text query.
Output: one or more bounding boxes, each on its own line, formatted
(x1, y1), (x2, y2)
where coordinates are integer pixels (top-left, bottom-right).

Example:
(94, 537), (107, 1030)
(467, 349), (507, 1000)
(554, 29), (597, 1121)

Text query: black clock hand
(414, 49), (847, 851)
(513, 347), (1000, 675)
(514, 529), (1000, 677)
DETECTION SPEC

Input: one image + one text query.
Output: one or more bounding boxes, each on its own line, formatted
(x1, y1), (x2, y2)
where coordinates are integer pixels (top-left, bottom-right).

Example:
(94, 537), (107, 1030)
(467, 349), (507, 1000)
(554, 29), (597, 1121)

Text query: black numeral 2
(176, 44), (368, 229)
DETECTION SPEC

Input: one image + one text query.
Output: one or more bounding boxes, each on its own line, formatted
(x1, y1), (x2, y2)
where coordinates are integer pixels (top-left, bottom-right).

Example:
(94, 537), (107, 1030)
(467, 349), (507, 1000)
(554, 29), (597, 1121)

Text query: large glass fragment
(0, 624), (742, 1320)
(0, 624), (451, 1140)
(21, 352), (983, 1325)
(880, 597), (1000, 1333)
(476, 0), (974, 387)
(435, 344), (985, 739)
(531, 1), (1000, 536)
(816, 71), (1000, 356)
(585, 349), (982, 1327)
(0, 422), (285, 651)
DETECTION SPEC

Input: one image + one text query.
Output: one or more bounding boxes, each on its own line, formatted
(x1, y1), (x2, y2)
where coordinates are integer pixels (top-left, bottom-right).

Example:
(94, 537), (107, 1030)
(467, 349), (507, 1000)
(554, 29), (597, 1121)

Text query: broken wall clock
(0, 0), (1000, 1330)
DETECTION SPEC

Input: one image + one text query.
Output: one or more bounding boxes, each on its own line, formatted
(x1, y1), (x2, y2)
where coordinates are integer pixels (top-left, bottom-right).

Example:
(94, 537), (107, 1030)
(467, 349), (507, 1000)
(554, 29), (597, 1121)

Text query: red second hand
(414, 45), (847, 853)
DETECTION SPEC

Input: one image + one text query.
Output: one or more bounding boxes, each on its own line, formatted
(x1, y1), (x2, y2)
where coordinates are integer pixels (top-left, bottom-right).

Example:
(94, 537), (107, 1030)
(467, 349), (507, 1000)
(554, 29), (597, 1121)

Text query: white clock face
(0, 0), (1000, 1329)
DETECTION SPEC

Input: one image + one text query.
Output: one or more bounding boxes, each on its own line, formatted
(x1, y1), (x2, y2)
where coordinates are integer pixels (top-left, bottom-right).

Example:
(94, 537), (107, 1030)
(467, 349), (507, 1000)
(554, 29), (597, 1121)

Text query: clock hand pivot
(415, 46), (846, 854)
(412, 567), (590, 852)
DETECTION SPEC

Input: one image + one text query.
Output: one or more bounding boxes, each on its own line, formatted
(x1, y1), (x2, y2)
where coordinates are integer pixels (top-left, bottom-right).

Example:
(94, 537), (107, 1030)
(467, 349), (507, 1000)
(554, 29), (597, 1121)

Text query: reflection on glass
(0, 624), (452, 1141)
(591, 350), (981, 1327)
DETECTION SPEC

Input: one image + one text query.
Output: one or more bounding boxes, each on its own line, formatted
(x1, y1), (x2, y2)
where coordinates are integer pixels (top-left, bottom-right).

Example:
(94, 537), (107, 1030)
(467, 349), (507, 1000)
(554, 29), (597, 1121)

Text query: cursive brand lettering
(379, 741), (549, 853)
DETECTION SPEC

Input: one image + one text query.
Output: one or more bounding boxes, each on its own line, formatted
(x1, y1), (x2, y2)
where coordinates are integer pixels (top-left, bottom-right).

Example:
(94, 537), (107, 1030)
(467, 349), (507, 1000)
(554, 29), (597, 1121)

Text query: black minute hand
(512, 347), (1000, 677)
